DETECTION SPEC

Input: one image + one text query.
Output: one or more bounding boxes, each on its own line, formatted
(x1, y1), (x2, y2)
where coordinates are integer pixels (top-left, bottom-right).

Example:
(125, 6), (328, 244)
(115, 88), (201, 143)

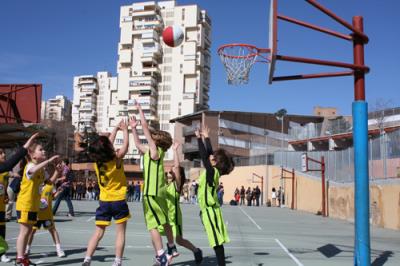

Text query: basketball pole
(352, 16), (370, 266)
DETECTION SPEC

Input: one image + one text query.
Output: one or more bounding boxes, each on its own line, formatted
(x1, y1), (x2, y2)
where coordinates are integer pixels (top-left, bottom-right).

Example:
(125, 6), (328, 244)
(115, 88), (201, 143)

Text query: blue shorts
(95, 200), (131, 226)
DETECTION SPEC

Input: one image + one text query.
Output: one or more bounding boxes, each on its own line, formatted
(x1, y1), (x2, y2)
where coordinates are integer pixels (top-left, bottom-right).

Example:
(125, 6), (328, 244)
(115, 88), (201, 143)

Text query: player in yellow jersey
(0, 133), (38, 263)
(15, 142), (60, 266)
(130, 101), (177, 266)
(26, 162), (66, 258)
(81, 119), (130, 266)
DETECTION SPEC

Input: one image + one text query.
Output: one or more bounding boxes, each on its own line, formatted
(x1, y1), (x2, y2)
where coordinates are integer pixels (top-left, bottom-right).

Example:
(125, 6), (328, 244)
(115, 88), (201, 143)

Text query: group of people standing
(234, 186), (261, 206)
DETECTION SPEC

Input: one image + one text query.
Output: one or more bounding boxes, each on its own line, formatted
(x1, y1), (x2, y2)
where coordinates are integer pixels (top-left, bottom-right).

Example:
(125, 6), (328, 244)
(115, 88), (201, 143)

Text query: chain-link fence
(274, 129), (400, 182)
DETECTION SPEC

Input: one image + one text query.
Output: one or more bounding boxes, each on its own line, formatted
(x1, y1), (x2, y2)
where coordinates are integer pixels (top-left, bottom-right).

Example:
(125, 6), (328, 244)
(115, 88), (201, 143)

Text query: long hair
(150, 130), (172, 152)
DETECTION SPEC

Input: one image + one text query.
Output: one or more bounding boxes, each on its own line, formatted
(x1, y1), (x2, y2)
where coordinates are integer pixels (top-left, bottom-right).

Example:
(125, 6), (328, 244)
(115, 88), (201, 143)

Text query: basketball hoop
(218, 44), (270, 85)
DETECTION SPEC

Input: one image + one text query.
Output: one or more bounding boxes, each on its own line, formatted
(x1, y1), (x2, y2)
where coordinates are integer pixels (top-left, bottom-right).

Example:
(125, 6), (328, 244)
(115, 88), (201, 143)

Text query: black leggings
(214, 245), (225, 266)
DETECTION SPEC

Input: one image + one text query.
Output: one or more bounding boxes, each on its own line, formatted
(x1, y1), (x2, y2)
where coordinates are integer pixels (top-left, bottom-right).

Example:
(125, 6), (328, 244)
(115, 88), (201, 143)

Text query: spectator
(190, 181), (196, 204)
(182, 181), (189, 203)
(271, 187), (277, 207)
(234, 188), (240, 205)
(277, 187), (282, 207)
(134, 181), (141, 201)
(86, 179), (93, 200)
(240, 186), (245, 206)
(93, 181), (100, 201)
(246, 187), (252, 206)
(127, 181), (134, 202)
(52, 159), (75, 217)
(255, 186), (261, 206)
(252, 188), (256, 206)
(217, 182), (224, 205)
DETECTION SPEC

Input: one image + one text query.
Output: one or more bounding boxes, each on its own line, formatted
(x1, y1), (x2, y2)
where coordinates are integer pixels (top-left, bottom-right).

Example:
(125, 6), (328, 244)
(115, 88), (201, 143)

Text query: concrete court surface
(5, 200), (400, 265)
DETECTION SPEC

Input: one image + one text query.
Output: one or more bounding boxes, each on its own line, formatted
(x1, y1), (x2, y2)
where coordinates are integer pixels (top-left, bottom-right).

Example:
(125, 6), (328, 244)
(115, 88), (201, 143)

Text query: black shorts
(95, 200), (130, 226)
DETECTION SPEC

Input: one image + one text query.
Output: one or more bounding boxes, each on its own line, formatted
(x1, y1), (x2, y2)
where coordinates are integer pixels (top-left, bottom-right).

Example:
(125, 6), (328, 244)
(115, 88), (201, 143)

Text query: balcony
(132, 10), (158, 17)
(183, 143), (199, 153)
(78, 78), (97, 85)
(119, 49), (132, 64)
(142, 66), (161, 76)
(183, 126), (196, 136)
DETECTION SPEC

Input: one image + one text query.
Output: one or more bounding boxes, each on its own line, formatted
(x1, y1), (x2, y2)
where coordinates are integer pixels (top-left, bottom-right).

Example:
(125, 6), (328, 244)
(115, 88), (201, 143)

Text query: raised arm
(136, 102), (159, 160)
(116, 119), (129, 159)
(172, 141), (182, 192)
(129, 116), (146, 154)
(0, 133), (39, 173)
(48, 163), (63, 184)
(28, 155), (60, 177)
(108, 124), (119, 144)
(202, 124), (214, 155)
(196, 129), (214, 186)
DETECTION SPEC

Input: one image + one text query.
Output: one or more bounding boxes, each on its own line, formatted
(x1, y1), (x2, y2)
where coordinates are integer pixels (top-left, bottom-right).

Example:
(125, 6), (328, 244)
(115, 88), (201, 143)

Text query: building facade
(170, 110), (322, 168)
(72, 72), (117, 133)
(116, 0), (211, 159)
(41, 95), (72, 122)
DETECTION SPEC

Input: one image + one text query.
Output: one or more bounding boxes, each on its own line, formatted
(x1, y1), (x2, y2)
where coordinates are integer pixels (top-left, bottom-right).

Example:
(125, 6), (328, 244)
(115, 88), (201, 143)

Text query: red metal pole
(321, 156), (326, 217)
(291, 168), (295, 210)
(353, 16), (366, 101)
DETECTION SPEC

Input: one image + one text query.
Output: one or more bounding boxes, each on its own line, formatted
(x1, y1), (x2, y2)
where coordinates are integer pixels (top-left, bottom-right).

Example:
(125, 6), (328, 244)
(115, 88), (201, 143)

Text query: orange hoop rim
(218, 43), (271, 61)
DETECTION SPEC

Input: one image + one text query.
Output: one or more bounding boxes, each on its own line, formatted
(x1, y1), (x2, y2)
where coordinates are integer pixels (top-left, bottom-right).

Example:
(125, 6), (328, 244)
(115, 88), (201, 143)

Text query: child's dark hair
(213, 149), (235, 175)
(150, 129), (172, 152)
(87, 135), (115, 163)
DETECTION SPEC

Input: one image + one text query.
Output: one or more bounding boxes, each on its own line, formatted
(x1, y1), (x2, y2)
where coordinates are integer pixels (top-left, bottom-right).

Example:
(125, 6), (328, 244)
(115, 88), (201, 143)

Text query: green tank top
(198, 167), (220, 210)
(166, 182), (181, 225)
(143, 147), (165, 196)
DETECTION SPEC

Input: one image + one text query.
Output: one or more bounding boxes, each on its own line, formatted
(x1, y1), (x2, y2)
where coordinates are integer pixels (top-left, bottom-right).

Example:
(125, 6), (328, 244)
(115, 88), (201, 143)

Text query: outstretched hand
(119, 119), (128, 131)
(172, 141), (180, 150)
(195, 128), (201, 138)
(49, 155), (60, 163)
(129, 116), (139, 129)
(23, 132), (40, 149)
(202, 124), (210, 138)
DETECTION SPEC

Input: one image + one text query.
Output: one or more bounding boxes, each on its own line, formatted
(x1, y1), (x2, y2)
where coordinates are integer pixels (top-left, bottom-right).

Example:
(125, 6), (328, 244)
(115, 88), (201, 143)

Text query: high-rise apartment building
(72, 72), (117, 133)
(41, 95), (72, 122)
(116, 0), (211, 159)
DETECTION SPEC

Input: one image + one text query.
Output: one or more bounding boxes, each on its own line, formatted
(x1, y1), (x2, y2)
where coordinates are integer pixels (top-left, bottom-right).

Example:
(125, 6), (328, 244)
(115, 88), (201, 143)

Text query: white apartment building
(72, 72), (117, 133)
(41, 95), (72, 122)
(116, 0), (211, 159)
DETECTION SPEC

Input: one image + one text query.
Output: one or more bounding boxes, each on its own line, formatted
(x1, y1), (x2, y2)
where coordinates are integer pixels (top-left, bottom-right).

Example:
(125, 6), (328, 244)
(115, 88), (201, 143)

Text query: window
(164, 57), (172, 63)
(161, 124), (170, 130)
(163, 66), (172, 72)
(166, 11), (174, 18)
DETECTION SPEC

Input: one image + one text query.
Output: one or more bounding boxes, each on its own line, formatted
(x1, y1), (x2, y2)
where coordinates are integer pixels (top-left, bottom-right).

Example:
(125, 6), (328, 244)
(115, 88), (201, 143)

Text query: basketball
(162, 25), (184, 47)
(40, 198), (49, 210)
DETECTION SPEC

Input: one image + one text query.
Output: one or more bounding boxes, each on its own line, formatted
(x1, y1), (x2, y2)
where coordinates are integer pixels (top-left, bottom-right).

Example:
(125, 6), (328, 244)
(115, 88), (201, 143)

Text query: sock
(55, 243), (61, 250)
(17, 256), (24, 260)
(213, 245), (226, 266)
(157, 249), (165, 256)
(114, 257), (122, 264)
(167, 243), (175, 248)
(84, 256), (91, 262)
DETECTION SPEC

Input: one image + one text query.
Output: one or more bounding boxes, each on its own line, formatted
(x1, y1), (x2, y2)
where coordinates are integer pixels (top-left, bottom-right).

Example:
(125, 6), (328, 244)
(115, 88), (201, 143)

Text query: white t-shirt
(272, 192), (277, 199)
(26, 162), (49, 180)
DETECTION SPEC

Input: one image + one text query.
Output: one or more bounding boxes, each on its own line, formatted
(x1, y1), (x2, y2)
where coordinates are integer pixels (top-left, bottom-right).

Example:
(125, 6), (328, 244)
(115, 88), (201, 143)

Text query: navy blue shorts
(95, 200), (130, 226)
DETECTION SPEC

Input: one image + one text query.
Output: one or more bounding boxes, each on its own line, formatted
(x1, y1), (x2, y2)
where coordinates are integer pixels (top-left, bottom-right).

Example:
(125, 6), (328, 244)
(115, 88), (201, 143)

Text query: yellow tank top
(38, 183), (54, 220)
(16, 163), (45, 212)
(94, 159), (127, 202)
(0, 172), (9, 211)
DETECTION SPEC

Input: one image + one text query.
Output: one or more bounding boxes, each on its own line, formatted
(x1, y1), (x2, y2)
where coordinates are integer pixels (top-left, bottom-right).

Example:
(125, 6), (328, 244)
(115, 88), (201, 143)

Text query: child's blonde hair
(150, 130), (172, 152)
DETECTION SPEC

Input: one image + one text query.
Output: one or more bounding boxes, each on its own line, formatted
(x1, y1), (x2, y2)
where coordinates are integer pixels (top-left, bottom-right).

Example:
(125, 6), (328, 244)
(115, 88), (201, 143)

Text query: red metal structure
(281, 168), (295, 210)
(0, 84), (42, 124)
(303, 154), (326, 217)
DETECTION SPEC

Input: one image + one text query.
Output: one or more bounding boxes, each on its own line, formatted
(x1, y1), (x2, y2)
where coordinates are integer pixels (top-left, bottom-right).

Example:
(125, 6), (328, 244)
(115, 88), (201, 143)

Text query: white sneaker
(1, 254), (11, 262)
(57, 249), (66, 258)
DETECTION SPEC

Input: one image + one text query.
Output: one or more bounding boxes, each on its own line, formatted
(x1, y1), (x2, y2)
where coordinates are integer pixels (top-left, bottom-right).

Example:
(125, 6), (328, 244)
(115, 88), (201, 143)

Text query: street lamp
(275, 108), (287, 208)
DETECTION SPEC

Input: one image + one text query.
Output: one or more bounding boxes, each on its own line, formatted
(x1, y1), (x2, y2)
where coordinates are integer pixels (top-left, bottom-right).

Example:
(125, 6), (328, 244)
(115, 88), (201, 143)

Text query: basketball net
(218, 44), (269, 85)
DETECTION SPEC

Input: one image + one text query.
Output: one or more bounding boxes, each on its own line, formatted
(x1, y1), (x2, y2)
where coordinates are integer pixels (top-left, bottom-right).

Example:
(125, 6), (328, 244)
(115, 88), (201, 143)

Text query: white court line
(275, 238), (304, 266)
(86, 216), (95, 222)
(238, 206), (262, 230)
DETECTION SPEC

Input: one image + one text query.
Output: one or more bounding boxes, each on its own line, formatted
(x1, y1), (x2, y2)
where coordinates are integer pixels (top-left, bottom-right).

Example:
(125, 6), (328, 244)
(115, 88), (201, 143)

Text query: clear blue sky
(1, 0), (399, 115)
